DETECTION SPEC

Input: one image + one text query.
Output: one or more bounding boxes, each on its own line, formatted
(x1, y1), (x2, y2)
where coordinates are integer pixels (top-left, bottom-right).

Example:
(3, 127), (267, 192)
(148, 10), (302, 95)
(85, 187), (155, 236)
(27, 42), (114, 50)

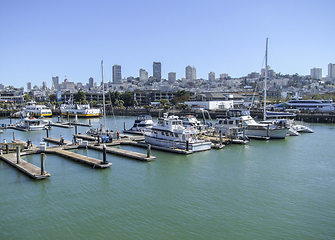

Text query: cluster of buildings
(1, 62), (335, 110)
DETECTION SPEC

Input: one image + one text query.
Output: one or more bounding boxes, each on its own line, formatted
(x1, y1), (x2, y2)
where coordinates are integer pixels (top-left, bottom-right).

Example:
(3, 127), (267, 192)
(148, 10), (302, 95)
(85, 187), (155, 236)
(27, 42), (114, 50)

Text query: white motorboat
(144, 113), (211, 152)
(16, 117), (48, 131)
(179, 115), (208, 133)
(215, 109), (289, 139)
(127, 115), (155, 132)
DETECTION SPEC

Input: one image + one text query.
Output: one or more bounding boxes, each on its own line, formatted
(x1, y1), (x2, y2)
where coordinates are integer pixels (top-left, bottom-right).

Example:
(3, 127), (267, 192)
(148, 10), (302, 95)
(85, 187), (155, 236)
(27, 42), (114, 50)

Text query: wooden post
(16, 146), (20, 164)
(186, 140), (189, 151)
(102, 144), (107, 163)
(41, 153), (45, 175)
(58, 116), (60, 122)
(89, 119), (91, 126)
(219, 129), (222, 145)
(6, 143), (9, 154)
(13, 132), (15, 141)
(46, 128), (49, 138)
(147, 144), (151, 158)
(124, 122), (126, 131)
(67, 112), (69, 122)
(75, 125), (77, 135)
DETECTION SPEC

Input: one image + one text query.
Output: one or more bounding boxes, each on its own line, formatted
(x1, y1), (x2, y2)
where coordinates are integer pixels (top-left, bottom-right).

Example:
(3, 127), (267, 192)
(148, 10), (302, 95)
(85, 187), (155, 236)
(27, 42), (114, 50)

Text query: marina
(0, 115), (334, 240)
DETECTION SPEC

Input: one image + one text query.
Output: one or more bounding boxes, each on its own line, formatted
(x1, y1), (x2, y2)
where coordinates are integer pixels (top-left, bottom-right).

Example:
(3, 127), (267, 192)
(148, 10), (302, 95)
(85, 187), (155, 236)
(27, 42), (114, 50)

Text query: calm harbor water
(0, 116), (335, 239)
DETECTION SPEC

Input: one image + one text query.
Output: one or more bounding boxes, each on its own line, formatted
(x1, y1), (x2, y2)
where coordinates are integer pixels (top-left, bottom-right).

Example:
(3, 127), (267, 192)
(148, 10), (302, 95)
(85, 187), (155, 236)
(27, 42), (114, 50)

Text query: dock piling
(41, 153), (45, 175)
(13, 132), (15, 141)
(124, 122), (126, 131)
(147, 144), (151, 158)
(75, 125), (78, 135)
(102, 144), (107, 163)
(16, 146), (20, 164)
(46, 128), (49, 138)
(186, 140), (189, 151)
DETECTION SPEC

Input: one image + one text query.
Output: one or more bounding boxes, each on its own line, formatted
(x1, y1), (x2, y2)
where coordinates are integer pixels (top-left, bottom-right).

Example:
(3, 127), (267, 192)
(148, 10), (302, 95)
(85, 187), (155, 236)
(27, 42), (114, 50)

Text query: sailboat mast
(101, 60), (106, 131)
(263, 38), (268, 121)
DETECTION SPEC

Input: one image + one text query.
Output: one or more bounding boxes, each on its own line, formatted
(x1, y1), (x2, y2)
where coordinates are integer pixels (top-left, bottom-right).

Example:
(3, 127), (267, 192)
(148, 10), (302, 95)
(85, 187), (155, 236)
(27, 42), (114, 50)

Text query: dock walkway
(0, 153), (50, 179)
(43, 148), (112, 168)
(87, 144), (156, 161)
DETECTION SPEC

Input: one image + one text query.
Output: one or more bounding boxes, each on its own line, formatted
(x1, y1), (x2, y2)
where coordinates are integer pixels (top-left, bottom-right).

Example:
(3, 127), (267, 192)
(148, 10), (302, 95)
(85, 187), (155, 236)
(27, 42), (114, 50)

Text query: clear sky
(1, 0), (334, 89)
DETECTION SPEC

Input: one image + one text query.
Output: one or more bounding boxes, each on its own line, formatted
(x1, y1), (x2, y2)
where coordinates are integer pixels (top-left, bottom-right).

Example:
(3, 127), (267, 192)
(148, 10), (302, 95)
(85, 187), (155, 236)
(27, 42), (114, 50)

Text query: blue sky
(1, 0), (334, 89)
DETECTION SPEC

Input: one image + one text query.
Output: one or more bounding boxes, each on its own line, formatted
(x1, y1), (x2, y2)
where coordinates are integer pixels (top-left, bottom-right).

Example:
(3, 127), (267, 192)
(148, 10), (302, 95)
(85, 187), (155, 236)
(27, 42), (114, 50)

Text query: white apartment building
(139, 69), (148, 81)
(328, 63), (335, 79)
(310, 67), (322, 79)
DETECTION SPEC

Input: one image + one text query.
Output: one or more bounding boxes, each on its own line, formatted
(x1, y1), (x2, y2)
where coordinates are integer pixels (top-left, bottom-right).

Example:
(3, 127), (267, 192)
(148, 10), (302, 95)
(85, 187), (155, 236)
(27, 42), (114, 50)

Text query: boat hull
(144, 135), (211, 152)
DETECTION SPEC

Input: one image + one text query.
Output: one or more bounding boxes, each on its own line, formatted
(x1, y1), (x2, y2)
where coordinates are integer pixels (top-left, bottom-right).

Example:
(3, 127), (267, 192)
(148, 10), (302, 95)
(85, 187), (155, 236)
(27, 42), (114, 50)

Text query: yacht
(23, 101), (52, 117)
(144, 113), (212, 152)
(126, 115), (155, 133)
(16, 117), (49, 131)
(179, 115), (208, 133)
(215, 109), (289, 139)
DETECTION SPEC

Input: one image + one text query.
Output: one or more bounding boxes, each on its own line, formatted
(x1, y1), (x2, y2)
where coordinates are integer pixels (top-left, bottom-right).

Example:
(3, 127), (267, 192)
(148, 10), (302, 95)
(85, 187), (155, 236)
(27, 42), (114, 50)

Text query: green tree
(49, 94), (57, 102)
(121, 91), (134, 108)
(74, 91), (85, 103)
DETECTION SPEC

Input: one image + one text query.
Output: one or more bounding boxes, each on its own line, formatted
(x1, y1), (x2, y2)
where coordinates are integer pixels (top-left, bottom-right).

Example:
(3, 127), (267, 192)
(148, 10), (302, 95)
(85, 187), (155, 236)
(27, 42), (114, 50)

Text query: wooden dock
(43, 148), (112, 168)
(43, 137), (73, 145)
(50, 122), (73, 128)
(121, 140), (193, 154)
(87, 144), (156, 161)
(0, 153), (50, 180)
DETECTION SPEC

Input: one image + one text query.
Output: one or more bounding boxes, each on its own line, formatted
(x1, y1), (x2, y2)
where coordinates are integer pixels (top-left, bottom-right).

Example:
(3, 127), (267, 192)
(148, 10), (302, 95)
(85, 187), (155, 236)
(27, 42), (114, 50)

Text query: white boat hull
(144, 135), (211, 152)
(246, 127), (289, 139)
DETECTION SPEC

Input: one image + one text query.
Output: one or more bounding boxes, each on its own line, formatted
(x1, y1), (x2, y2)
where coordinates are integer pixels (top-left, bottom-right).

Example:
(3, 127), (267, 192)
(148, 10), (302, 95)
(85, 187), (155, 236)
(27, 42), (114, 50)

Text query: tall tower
(186, 65), (196, 80)
(139, 69), (148, 81)
(52, 76), (59, 90)
(208, 72), (215, 82)
(153, 62), (161, 81)
(168, 72), (176, 83)
(310, 67), (322, 80)
(27, 82), (31, 92)
(328, 63), (335, 78)
(113, 65), (122, 84)
(88, 77), (94, 88)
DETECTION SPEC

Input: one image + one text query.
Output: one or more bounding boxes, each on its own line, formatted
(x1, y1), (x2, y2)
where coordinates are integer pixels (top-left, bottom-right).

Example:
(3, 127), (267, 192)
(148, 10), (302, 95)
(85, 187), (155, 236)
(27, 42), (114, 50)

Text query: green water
(1, 117), (335, 239)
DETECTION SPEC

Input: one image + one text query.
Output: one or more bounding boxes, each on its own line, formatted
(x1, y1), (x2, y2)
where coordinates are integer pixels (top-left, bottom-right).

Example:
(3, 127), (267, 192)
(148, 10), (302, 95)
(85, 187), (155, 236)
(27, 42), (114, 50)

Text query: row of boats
(124, 109), (313, 152)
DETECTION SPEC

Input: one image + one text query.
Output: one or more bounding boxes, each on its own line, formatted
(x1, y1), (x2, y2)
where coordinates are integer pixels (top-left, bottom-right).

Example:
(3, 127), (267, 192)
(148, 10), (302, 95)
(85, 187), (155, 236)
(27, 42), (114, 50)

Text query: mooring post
(147, 144), (151, 158)
(102, 144), (107, 163)
(75, 125), (77, 135)
(67, 112), (69, 122)
(41, 153), (45, 175)
(13, 132), (15, 141)
(6, 143), (9, 154)
(16, 146), (20, 164)
(186, 140), (189, 151)
(46, 128), (49, 138)
(124, 122), (126, 131)
(89, 119), (91, 126)
(219, 129), (222, 145)
(58, 116), (60, 122)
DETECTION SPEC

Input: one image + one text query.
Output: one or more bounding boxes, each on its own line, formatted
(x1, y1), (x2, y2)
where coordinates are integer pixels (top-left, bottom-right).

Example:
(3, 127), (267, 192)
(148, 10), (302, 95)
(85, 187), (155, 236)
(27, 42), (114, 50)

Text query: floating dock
(87, 144), (156, 161)
(0, 152), (50, 180)
(121, 140), (193, 154)
(43, 148), (112, 168)
(43, 137), (73, 145)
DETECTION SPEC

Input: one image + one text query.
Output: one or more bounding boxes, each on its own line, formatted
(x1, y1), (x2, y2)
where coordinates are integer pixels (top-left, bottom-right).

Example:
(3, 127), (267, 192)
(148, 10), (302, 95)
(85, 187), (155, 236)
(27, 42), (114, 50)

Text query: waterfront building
(113, 65), (122, 84)
(52, 76), (59, 91)
(209, 72), (215, 82)
(153, 62), (161, 81)
(310, 67), (322, 80)
(139, 69), (148, 81)
(328, 63), (335, 79)
(168, 72), (176, 83)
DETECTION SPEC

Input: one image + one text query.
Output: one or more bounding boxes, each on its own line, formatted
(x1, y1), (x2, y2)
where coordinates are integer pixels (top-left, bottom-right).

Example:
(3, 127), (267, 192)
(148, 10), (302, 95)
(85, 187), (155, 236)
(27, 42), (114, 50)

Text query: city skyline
(1, 0), (334, 88)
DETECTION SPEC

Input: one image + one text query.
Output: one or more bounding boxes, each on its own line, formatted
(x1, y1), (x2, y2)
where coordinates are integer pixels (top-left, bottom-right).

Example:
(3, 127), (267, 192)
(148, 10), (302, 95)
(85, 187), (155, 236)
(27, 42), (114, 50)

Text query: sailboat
(86, 61), (116, 142)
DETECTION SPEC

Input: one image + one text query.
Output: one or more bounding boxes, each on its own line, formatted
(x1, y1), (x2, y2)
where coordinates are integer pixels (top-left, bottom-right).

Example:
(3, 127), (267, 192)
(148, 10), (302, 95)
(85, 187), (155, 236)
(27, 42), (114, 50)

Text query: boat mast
(263, 38), (268, 121)
(101, 60), (106, 131)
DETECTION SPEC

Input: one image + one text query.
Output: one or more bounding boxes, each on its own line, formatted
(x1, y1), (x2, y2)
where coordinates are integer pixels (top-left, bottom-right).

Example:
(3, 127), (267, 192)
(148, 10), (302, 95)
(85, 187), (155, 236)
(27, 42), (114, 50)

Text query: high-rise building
(208, 72), (215, 82)
(52, 76), (59, 90)
(168, 72), (176, 83)
(310, 67), (322, 79)
(185, 65), (196, 80)
(328, 63), (335, 78)
(153, 62), (161, 81)
(113, 65), (122, 84)
(42, 81), (47, 90)
(88, 77), (94, 88)
(27, 82), (31, 92)
(139, 69), (148, 81)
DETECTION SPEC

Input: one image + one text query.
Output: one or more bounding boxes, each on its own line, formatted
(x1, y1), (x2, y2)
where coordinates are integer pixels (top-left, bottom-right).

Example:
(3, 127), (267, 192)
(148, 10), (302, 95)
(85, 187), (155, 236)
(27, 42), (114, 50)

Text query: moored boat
(16, 117), (48, 131)
(144, 113), (211, 152)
